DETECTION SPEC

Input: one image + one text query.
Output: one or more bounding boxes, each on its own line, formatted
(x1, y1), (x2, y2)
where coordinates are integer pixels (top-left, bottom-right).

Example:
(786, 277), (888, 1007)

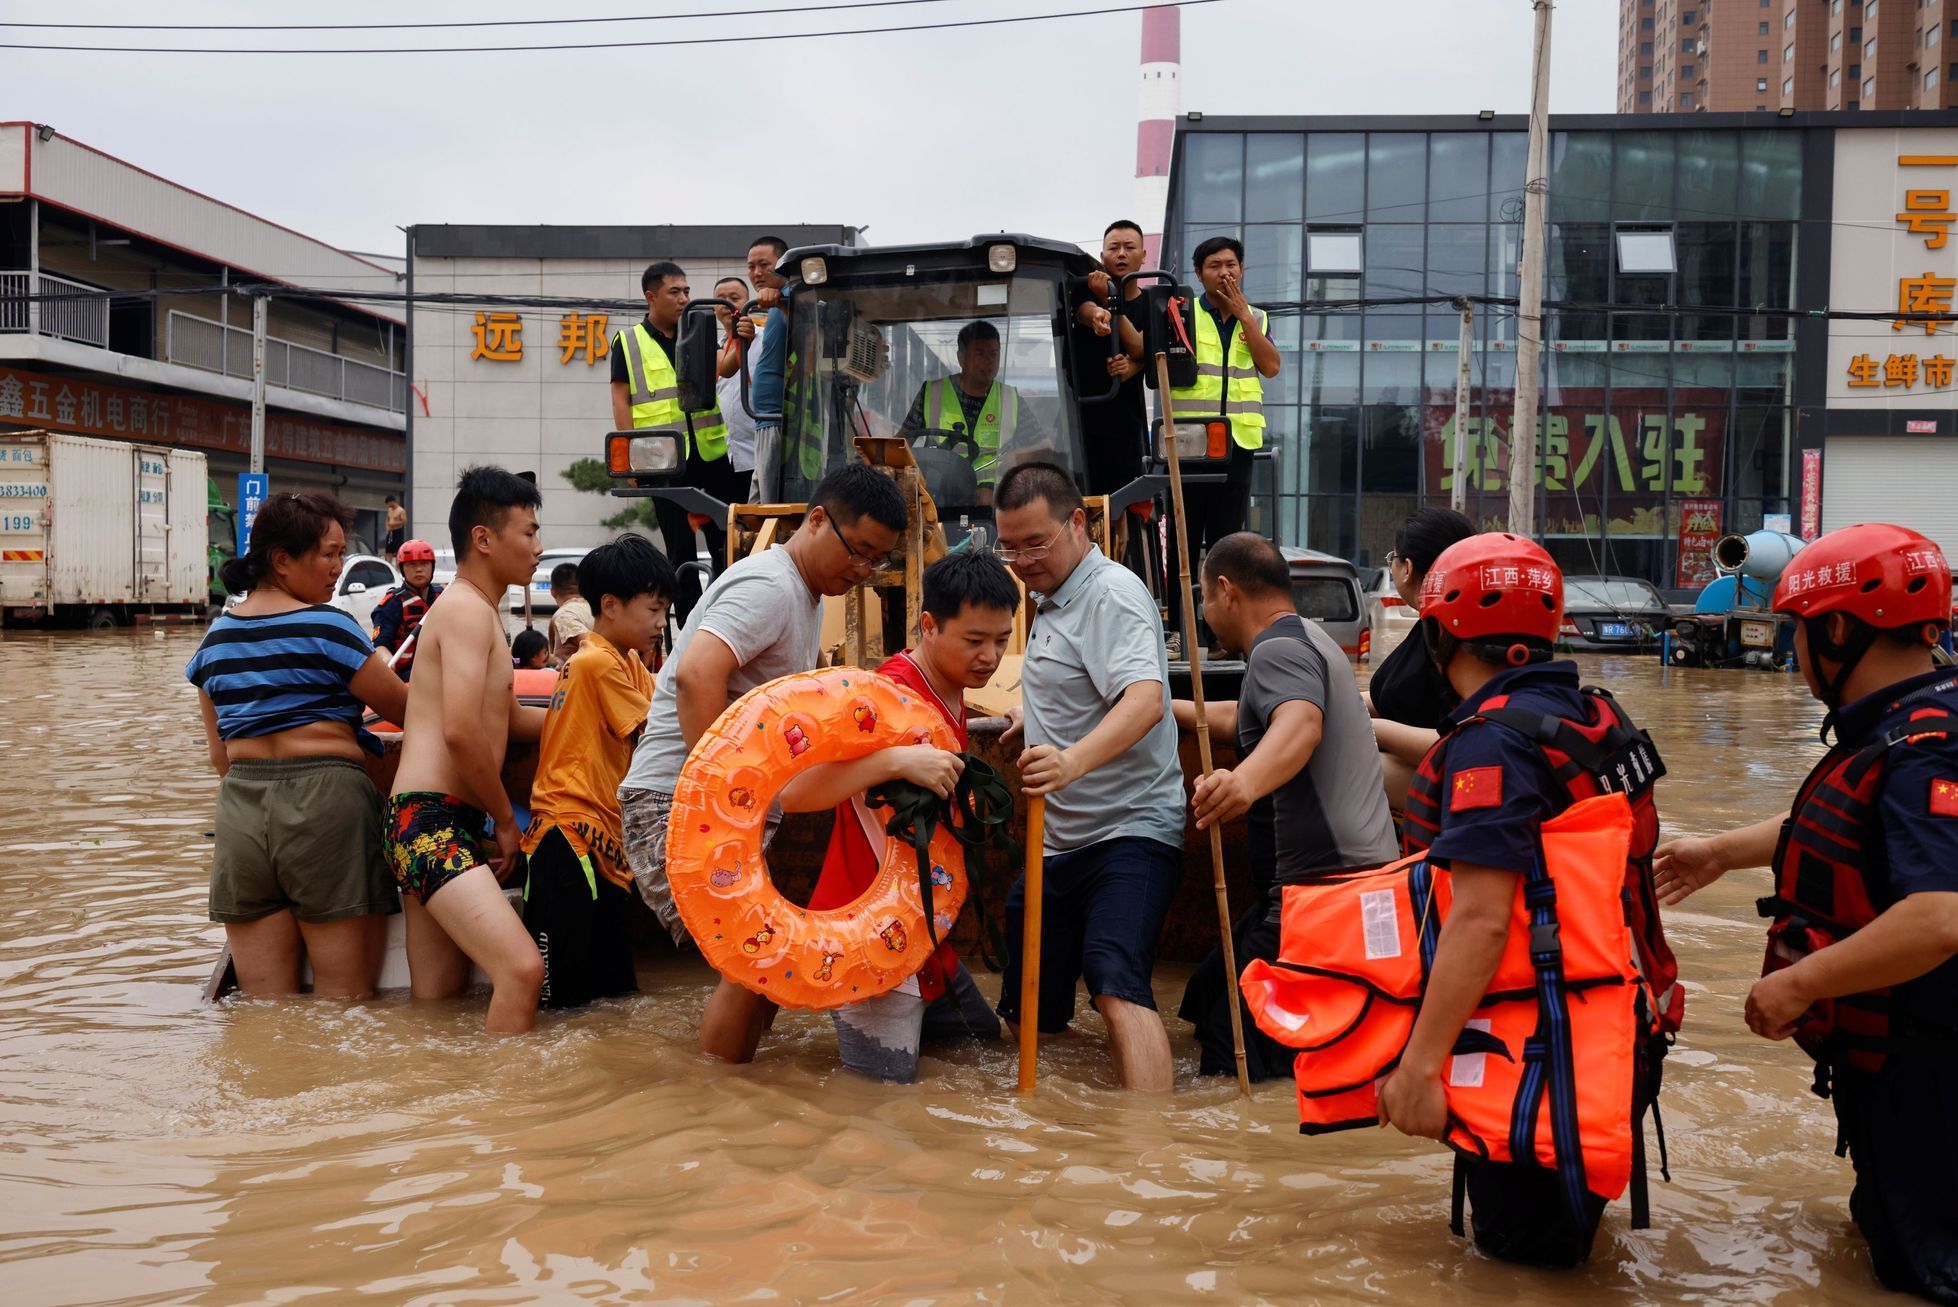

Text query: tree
(561, 456), (660, 533)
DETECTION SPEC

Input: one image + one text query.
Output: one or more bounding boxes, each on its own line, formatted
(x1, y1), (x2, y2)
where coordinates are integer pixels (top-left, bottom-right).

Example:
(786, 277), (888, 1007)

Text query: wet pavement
(0, 627), (1900, 1305)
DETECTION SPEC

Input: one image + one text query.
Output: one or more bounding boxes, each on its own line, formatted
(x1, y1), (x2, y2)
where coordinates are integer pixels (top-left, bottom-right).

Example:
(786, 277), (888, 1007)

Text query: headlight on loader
(607, 430), (682, 479)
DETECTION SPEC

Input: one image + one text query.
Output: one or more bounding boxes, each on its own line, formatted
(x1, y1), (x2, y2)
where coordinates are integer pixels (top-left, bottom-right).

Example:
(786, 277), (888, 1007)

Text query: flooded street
(0, 628), (1899, 1305)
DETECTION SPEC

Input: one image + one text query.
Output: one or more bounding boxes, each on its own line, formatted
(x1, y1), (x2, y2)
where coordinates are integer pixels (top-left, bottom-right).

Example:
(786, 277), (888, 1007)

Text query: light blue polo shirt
(1021, 547), (1184, 855)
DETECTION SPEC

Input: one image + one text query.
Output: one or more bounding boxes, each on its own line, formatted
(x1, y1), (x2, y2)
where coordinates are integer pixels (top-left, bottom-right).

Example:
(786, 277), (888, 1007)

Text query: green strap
(865, 752), (1016, 969)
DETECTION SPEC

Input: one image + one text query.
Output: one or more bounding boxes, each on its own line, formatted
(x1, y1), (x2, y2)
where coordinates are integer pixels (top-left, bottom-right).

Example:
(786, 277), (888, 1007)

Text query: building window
(1760, 20), (1771, 34)
(1851, 62), (1862, 77)
(1642, 39), (1654, 54)
(1929, 66), (1942, 88)
(1681, 89), (1696, 106)
(1867, 37), (1878, 58)
(1617, 228), (1678, 274)
(1682, 63), (1696, 77)
(1832, 67), (1843, 85)
(1785, 8), (1797, 25)
(1640, 89), (1654, 104)
(1787, 76), (1798, 93)
(1851, 26), (1863, 41)
(1683, 8), (1697, 21)
(1759, 47), (1770, 61)
(1866, 75), (1878, 96)
(1758, 76), (1771, 89)
(1306, 231), (1363, 275)
(1951, 59), (1958, 79)
(1868, 0), (1879, 16)
(1643, 15), (1655, 28)
(1833, 0), (1843, 11)
(1682, 36), (1695, 50)
(1931, 23), (1941, 45)
(1642, 63), (1654, 77)
(1832, 31), (1843, 49)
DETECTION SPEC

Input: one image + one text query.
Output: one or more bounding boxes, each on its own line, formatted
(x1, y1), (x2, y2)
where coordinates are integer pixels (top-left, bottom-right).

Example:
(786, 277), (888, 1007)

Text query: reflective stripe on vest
(1168, 304), (1268, 449)
(615, 323), (728, 462)
(922, 379), (1017, 486)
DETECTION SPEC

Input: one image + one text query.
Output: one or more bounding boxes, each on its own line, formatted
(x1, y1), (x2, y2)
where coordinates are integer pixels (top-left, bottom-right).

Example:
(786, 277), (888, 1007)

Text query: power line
(0, 0), (959, 32)
(0, 0), (1226, 54)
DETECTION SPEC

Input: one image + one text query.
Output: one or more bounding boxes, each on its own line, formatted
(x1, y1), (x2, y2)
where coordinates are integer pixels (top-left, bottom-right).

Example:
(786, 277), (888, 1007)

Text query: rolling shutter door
(1821, 437), (1958, 561)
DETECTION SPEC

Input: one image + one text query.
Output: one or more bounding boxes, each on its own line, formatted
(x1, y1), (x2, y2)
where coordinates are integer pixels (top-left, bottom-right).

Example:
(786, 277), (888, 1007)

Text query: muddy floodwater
(0, 628), (1902, 1304)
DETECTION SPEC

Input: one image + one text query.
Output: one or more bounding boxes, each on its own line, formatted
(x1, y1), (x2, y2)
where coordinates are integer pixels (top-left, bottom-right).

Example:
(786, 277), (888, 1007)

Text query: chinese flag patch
(1931, 778), (1958, 818)
(1450, 766), (1504, 812)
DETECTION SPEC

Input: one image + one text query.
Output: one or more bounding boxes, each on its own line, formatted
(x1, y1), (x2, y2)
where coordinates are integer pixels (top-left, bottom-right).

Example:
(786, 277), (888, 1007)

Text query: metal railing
(164, 309), (405, 413)
(0, 270), (112, 348)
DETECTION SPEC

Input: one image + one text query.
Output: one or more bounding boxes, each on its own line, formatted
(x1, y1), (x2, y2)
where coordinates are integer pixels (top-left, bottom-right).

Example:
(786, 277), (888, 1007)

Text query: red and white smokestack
(1133, 6), (1180, 269)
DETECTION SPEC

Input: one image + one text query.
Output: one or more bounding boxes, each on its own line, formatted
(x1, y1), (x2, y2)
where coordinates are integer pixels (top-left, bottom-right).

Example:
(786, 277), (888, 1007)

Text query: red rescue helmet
(397, 538), (436, 563)
(1420, 532), (1564, 656)
(1771, 523), (1951, 638)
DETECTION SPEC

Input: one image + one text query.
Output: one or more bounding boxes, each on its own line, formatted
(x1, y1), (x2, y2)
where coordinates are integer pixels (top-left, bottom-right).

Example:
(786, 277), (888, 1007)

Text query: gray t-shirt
(1021, 547), (1184, 855)
(1238, 614), (1398, 892)
(620, 545), (821, 794)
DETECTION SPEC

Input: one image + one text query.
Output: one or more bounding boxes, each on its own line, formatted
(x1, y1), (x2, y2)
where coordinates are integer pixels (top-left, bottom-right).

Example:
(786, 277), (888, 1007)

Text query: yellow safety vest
(615, 322), (728, 462)
(1168, 304), (1268, 450)
(922, 378), (1018, 488)
(785, 349), (825, 486)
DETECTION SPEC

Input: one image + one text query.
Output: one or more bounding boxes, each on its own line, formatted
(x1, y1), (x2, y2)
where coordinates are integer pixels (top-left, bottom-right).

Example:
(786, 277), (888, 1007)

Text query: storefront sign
(1675, 498), (1724, 588)
(470, 311), (616, 366)
(1800, 448), (1823, 541)
(1907, 419), (1939, 433)
(0, 365), (403, 473)
(1829, 131), (1958, 411)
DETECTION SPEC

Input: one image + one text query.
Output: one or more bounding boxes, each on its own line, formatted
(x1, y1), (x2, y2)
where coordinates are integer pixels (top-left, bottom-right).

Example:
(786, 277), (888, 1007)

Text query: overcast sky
(10, 0), (1616, 259)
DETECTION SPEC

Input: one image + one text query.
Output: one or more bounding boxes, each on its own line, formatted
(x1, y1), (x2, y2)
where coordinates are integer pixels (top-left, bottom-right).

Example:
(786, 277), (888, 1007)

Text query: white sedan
(331, 554), (400, 631)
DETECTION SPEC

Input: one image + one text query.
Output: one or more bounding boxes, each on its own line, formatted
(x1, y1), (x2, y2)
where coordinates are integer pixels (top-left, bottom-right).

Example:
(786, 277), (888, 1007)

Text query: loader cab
(772, 236), (1100, 533)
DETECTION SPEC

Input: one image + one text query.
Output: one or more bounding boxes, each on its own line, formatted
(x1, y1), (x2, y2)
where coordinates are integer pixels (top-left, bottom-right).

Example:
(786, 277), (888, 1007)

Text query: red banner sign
(1800, 448), (1822, 541)
(1674, 498), (1724, 588)
(0, 365), (403, 474)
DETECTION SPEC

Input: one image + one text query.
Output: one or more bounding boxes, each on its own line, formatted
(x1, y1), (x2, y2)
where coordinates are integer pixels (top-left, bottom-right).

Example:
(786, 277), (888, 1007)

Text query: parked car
(506, 548), (589, 618)
(1359, 564), (1416, 637)
(1281, 547), (1370, 661)
(431, 549), (457, 588)
(1559, 575), (1669, 652)
(331, 554), (400, 631)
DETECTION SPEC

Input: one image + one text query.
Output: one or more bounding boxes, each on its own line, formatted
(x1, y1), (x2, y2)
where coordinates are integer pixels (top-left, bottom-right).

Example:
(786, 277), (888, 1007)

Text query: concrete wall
(408, 254), (749, 549)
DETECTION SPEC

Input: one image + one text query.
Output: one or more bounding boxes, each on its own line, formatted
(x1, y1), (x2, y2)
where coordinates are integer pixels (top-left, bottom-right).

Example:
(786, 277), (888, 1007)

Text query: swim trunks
(385, 792), (494, 906)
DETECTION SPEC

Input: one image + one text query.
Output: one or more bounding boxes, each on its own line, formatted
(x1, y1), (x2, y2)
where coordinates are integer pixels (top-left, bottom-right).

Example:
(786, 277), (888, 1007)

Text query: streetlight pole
(249, 295), (267, 475)
(1509, 0), (1553, 537)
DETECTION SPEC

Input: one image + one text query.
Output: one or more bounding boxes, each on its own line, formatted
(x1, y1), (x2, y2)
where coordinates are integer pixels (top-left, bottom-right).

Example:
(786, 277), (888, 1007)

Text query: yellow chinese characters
(470, 312), (524, 362)
(1846, 352), (1957, 389)
(558, 313), (611, 366)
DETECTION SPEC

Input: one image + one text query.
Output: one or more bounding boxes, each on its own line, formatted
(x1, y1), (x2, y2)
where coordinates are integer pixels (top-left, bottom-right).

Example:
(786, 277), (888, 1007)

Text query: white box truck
(0, 429), (211, 628)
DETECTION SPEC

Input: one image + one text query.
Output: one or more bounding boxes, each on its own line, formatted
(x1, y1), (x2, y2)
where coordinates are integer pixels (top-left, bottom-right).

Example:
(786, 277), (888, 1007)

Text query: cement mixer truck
(1665, 529), (1805, 669)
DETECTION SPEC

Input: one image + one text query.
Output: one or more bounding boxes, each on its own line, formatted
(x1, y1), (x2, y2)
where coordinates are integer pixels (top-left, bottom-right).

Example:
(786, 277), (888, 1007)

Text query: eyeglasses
(1386, 551), (1403, 569)
(826, 514), (891, 572)
(992, 526), (1066, 564)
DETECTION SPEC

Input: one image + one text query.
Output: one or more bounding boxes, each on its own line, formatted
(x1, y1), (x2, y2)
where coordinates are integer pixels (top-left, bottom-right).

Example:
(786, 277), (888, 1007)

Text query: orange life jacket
(1403, 685), (1682, 1037)
(1242, 793), (1644, 1221)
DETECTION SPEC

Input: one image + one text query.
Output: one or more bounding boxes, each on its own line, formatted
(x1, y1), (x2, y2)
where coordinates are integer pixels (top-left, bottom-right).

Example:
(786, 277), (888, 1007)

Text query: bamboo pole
(1156, 351), (1252, 1099)
(1016, 796), (1047, 1094)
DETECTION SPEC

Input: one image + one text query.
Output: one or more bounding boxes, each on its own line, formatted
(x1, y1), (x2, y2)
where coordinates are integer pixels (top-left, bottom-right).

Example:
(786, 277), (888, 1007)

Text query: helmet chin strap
(1805, 614), (1880, 741)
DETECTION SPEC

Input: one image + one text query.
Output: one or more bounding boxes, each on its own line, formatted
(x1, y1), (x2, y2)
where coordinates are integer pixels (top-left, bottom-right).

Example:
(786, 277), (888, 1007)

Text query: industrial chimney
(1134, 6), (1181, 269)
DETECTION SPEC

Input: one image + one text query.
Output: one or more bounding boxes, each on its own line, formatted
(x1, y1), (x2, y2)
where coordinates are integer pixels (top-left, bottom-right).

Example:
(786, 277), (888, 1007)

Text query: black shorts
(384, 527), (405, 553)
(1177, 890), (1295, 1082)
(522, 826), (638, 1010)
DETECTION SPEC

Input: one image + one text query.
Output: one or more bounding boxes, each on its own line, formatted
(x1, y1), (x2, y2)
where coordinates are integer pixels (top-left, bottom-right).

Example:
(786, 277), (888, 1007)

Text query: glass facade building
(1163, 116), (1822, 591)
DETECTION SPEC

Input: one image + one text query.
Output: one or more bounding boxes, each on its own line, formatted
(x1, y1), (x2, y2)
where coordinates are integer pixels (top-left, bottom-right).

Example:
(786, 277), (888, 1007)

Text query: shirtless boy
(386, 466), (547, 1033)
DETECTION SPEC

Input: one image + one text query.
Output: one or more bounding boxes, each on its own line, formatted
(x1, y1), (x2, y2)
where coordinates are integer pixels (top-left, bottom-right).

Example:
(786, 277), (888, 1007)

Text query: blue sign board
(237, 472), (268, 557)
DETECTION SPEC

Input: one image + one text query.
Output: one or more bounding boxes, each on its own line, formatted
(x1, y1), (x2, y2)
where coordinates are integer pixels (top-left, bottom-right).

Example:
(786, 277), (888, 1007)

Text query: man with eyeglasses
(991, 461), (1185, 1092)
(618, 463), (910, 1061)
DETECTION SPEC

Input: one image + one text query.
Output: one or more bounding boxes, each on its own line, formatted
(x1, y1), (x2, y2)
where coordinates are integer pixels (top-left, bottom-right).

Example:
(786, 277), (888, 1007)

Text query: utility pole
(1509, 0), (1553, 537)
(249, 295), (267, 475)
(1451, 296), (1473, 514)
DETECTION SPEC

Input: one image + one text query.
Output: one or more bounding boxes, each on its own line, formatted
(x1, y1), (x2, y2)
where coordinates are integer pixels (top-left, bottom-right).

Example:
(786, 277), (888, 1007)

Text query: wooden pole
(1016, 796), (1047, 1094)
(1156, 351), (1252, 1099)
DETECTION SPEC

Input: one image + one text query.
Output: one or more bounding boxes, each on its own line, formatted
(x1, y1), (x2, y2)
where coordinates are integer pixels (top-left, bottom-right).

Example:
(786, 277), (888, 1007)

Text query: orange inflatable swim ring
(665, 666), (967, 1010)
